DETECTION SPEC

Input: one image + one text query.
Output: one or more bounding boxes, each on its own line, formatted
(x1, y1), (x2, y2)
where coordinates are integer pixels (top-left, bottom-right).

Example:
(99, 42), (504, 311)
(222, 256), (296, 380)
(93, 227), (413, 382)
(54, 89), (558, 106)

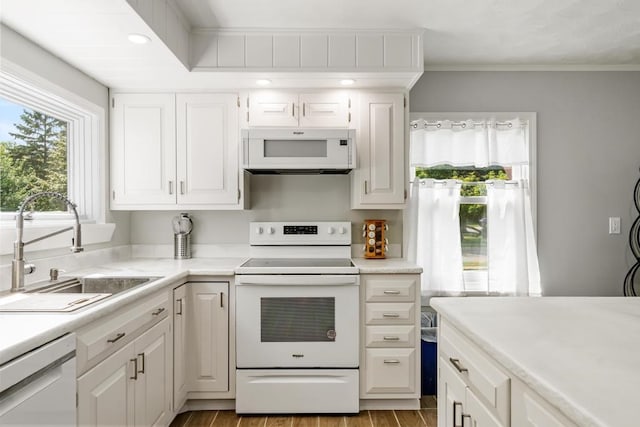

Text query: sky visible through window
(0, 98), (24, 142)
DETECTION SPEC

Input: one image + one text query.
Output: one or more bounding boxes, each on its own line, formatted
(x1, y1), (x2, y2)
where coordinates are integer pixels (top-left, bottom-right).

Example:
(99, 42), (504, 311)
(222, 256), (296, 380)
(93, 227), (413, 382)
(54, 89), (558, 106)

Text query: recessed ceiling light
(128, 33), (151, 44)
(340, 79), (355, 86)
(256, 79), (272, 86)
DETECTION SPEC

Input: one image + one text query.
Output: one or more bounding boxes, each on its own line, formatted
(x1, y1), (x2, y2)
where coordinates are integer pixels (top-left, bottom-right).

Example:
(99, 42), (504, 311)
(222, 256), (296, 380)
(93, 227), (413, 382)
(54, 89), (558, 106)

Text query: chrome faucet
(11, 192), (83, 292)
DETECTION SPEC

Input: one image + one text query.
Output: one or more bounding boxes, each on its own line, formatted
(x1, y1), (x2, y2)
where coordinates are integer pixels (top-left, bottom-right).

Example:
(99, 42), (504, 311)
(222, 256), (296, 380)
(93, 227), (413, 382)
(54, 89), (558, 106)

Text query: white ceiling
(1, 0), (639, 91)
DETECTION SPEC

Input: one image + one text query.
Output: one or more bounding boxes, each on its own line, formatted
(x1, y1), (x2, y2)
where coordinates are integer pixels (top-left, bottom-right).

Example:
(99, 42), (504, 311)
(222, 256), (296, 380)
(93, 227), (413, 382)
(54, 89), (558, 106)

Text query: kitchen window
(407, 113), (540, 299)
(0, 69), (103, 223)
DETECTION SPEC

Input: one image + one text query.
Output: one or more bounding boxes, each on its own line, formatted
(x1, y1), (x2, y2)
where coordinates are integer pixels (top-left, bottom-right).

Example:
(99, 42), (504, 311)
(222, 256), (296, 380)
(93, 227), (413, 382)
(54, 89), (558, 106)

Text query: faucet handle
(50, 268), (65, 281)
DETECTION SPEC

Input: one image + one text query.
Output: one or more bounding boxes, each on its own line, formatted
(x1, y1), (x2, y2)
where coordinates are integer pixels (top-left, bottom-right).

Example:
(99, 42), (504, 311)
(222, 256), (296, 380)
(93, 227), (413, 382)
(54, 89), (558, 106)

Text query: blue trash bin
(420, 310), (438, 396)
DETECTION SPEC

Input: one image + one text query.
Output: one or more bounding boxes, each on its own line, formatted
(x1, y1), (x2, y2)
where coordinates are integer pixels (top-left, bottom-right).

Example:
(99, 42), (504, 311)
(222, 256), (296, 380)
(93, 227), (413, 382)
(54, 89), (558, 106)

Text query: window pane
(0, 98), (68, 212)
(460, 203), (487, 270)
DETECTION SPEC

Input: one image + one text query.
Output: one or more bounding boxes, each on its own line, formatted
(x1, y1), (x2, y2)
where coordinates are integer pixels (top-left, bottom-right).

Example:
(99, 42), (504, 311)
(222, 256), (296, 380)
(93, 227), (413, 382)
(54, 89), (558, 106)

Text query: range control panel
(250, 222), (351, 246)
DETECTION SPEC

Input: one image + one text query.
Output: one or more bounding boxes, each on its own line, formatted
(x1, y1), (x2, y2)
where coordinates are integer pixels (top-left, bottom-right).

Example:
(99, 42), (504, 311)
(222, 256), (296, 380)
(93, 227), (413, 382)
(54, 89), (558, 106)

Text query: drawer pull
(130, 358), (138, 380)
(107, 332), (125, 344)
(383, 290), (401, 295)
(453, 401), (463, 427)
(382, 313), (400, 318)
(152, 307), (165, 316)
(383, 336), (400, 341)
(137, 353), (145, 374)
(383, 359), (400, 364)
(449, 357), (468, 373)
(176, 299), (183, 315)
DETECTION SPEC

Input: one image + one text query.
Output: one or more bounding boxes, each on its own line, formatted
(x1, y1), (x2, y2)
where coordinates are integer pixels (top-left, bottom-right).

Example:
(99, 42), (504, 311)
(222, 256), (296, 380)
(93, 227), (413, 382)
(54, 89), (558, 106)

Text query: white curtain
(487, 181), (541, 296)
(410, 118), (528, 167)
(406, 179), (464, 298)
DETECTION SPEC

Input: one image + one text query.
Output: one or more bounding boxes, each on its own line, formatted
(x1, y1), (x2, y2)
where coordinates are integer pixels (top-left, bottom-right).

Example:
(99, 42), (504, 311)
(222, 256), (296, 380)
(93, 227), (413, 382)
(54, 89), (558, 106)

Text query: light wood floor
(170, 395), (437, 427)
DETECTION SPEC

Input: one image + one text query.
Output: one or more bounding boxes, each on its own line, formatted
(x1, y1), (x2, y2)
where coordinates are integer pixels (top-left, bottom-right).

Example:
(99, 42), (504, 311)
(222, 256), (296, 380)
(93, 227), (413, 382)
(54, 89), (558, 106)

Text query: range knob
(327, 227), (335, 235)
(338, 226), (347, 235)
(256, 226), (264, 234)
(267, 226), (275, 235)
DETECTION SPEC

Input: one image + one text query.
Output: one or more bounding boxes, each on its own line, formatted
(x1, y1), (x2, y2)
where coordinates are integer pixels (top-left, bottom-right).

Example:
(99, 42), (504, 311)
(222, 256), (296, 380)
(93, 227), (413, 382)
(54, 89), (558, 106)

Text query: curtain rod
(410, 120), (525, 129)
(413, 179), (521, 186)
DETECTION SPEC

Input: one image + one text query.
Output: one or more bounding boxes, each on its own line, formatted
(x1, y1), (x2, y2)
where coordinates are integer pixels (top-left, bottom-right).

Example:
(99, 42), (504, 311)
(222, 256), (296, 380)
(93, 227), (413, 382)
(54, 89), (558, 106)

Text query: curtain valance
(410, 118), (528, 167)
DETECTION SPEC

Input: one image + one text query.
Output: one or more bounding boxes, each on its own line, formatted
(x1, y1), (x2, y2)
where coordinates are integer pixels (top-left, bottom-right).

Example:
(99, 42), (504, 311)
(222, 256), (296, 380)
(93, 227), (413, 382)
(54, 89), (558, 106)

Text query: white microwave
(242, 128), (355, 173)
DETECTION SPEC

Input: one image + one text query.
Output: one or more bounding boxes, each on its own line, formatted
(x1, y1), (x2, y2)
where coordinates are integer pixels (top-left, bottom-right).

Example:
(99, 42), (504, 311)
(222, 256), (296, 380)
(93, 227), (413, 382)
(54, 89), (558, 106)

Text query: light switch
(609, 217), (621, 234)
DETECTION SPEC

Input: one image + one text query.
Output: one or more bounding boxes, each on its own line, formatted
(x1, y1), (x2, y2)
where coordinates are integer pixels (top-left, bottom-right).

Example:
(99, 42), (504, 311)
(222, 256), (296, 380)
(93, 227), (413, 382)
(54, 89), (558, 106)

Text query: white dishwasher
(0, 333), (76, 426)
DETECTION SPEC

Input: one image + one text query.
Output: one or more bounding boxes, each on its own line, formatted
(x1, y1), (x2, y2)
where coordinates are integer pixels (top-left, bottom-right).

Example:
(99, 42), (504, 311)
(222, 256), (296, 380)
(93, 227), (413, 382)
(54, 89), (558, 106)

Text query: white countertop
(430, 297), (640, 427)
(0, 256), (421, 366)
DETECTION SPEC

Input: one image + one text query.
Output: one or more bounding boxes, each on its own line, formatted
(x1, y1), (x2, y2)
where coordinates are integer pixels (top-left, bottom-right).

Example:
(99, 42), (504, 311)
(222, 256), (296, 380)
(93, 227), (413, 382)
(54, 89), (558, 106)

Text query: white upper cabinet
(111, 93), (243, 210)
(248, 91), (351, 128)
(111, 93), (176, 207)
(351, 92), (406, 209)
(176, 93), (239, 206)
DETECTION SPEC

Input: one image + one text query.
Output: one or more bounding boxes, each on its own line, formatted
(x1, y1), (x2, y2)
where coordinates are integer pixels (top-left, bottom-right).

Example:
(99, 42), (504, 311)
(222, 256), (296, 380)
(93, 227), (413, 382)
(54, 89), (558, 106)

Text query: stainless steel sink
(27, 276), (162, 295)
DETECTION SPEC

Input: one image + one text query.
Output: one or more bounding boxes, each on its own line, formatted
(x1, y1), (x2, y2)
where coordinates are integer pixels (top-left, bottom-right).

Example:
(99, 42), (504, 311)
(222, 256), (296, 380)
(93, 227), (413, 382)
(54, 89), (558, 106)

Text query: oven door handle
(236, 275), (358, 286)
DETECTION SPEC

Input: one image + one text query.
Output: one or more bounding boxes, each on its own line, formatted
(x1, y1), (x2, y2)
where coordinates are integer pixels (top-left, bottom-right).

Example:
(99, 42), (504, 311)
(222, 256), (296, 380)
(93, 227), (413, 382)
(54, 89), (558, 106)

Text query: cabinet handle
(302, 102), (306, 116)
(176, 298), (183, 315)
(137, 353), (145, 374)
(364, 180), (368, 194)
(292, 102), (295, 117)
(180, 181), (185, 195)
(107, 332), (125, 344)
(169, 181), (173, 195)
(383, 359), (400, 364)
(462, 414), (471, 427)
(152, 307), (165, 316)
(382, 313), (400, 318)
(220, 292), (224, 308)
(449, 357), (468, 373)
(383, 336), (400, 341)
(453, 401), (463, 427)
(130, 358), (138, 380)
(383, 290), (401, 295)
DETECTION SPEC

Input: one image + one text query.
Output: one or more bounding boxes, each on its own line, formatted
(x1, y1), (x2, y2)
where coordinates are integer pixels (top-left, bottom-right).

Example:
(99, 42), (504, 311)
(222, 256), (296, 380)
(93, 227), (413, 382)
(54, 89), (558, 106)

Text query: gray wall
(130, 175), (402, 248)
(411, 71), (640, 296)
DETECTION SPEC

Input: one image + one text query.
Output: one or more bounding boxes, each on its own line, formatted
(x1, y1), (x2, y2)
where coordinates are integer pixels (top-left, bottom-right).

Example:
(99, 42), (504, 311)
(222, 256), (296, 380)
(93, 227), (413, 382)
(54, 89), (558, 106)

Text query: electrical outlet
(609, 217), (621, 234)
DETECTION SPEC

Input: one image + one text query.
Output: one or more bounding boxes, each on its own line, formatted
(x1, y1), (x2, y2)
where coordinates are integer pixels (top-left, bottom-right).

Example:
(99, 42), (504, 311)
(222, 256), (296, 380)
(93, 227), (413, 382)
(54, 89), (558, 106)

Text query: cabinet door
(352, 92), (405, 208)
(299, 92), (350, 128)
(173, 284), (188, 411)
(111, 93), (176, 207)
(176, 94), (239, 206)
(512, 377), (576, 427)
(134, 318), (172, 427)
(248, 91), (298, 127)
(467, 387), (504, 427)
(439, 357), (467, 427)
(77, 343), (135, 427)
(187, 282), (229, 393)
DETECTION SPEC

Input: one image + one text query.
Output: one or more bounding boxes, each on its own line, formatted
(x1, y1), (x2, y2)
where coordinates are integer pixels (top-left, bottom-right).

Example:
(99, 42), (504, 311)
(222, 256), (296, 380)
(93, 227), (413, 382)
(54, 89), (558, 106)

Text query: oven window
(263, 139), (327, 158)
(261, 297), (335, 342)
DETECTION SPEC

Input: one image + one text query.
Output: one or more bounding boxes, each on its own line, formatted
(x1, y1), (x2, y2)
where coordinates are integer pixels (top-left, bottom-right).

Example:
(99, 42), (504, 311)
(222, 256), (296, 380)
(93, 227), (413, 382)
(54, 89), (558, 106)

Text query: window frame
(0, 62), (105, 224)
(408, 112), (537, 293)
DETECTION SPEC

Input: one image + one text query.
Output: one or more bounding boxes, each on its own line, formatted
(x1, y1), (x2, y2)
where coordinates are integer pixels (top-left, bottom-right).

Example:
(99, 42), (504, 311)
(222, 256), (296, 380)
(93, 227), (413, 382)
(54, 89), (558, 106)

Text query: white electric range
(235, 221), (360, 414)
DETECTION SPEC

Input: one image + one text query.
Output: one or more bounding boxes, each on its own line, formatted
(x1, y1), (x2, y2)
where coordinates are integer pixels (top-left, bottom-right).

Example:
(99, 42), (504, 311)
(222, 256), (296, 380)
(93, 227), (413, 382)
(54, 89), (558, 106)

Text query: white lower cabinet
(511, 377), (577, 427)
(186, 282), (229, 393)
(78, 318), (172, 427)
(360, 274), (420, 400)
(438, 318), (576, 427)
(172, 284), (188, 410)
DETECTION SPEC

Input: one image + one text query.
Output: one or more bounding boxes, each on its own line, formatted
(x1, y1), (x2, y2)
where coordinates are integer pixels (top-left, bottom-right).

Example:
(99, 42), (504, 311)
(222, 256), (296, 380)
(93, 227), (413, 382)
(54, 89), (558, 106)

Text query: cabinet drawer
(77, 290), (170, 374)
(364, 276), (417, 302)
(440, 320), (510, 425)
(363, 348), (416, 394)
(365, 325), (416, 347)
(365, 303), (415, 325)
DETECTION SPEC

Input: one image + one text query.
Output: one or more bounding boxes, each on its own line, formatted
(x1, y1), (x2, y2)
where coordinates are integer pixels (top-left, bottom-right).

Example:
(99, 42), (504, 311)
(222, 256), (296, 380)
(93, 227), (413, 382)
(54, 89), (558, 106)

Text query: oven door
(236, 275), (359, 368)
